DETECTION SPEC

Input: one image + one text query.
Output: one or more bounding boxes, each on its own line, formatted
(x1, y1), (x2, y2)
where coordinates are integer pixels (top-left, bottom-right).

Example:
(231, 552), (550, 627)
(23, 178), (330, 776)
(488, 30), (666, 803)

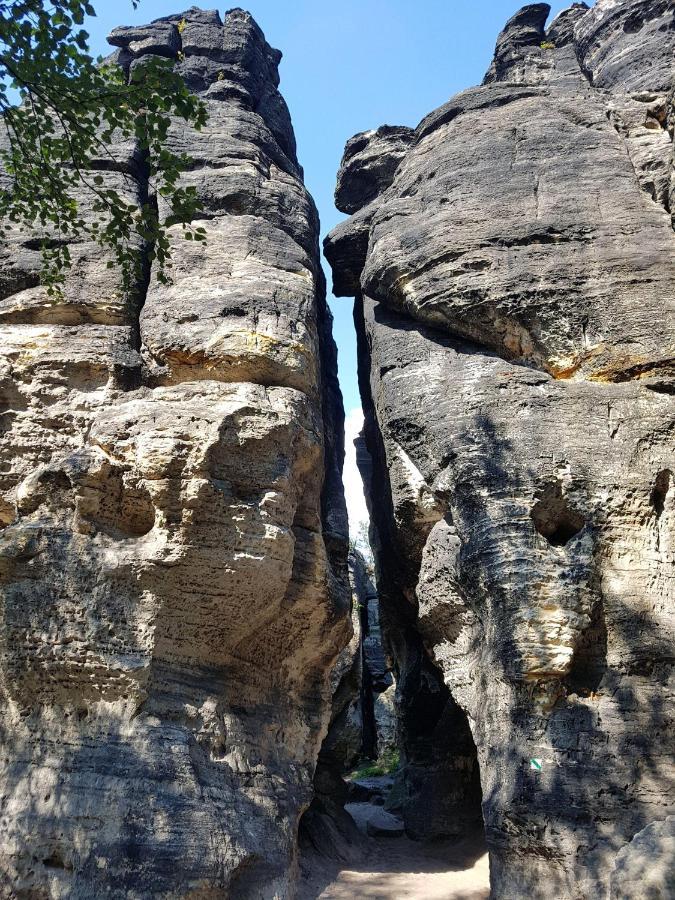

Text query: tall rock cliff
(0, 7), (350, 897)
(326, 1), (675, 897)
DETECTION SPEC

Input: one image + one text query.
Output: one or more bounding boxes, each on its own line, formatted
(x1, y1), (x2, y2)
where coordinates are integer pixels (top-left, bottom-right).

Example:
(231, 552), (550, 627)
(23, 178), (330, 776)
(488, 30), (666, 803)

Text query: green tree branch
(0, 0), (208, 296)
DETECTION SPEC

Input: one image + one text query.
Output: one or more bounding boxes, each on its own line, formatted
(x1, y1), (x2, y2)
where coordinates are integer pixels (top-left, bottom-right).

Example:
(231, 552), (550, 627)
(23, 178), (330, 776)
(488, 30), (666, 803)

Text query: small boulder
(365, 808), (404, 838)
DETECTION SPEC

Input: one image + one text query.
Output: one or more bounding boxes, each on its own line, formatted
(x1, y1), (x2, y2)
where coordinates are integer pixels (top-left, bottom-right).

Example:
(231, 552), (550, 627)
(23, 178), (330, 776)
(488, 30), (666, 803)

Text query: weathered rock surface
(0, 8), (350, 898)
(609, 816), (675, 899)
(299, 567), (363, 865)
(327, 2), (675, 898)
(334, 126), (415, 215)
(373, 684), (397, 755)
(347, 541), (395, 759)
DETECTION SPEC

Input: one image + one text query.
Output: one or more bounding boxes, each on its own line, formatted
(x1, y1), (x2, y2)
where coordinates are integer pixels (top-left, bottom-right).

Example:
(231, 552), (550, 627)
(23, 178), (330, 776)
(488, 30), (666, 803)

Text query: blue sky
(82, 1), (571, 534)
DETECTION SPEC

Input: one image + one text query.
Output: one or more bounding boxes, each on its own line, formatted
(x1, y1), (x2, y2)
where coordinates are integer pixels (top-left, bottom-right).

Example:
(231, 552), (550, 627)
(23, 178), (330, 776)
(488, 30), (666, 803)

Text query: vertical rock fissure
(130, 150), (155, 358)
(358, 591), (378, 760)
(353, 293), (486, 844)
(315, 266), (350, 586)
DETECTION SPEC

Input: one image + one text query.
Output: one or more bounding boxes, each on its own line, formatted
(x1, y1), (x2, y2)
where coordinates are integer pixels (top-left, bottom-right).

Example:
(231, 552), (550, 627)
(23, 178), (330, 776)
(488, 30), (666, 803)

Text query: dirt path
(299, 806), (490, 900)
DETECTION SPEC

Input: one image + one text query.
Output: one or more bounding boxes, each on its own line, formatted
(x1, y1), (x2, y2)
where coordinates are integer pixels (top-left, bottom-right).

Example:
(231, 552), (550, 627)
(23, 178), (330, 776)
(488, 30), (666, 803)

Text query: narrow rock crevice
(393, 626), (484, 841)
(353, 292), (486, 844)
(357, 573), (378, 760)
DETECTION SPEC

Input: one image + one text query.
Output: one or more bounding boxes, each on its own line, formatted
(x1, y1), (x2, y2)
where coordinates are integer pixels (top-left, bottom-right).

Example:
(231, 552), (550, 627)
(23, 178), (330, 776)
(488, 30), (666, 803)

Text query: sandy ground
(299, 805), (490, 900)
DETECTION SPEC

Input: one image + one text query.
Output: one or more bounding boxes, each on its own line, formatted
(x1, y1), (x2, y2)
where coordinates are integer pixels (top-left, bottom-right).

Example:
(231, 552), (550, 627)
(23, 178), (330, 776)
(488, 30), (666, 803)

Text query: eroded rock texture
(0, 7), (350, 898)
(298, 551), (364, 865)
(327, 1), (675, 897)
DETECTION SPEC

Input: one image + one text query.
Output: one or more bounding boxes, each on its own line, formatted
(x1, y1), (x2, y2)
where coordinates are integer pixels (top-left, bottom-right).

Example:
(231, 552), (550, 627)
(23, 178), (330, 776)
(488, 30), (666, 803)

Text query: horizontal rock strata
(326, 1), (675, 897)
(0, 7), (350, 898)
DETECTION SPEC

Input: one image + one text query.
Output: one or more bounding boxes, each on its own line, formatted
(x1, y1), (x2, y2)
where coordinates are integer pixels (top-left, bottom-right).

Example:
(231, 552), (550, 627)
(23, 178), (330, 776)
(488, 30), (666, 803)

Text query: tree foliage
(0, 1), (207, 295)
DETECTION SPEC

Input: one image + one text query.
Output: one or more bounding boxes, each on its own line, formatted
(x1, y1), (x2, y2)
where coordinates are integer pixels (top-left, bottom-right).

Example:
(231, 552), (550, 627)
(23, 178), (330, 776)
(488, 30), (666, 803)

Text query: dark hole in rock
(566, 598), (608, 695)
(44, 470), (72, 492)
(650, 469), (671, 518)
(42, 850), (72, 870)
(531, 482), (585, 546)
(623, 12), (644, 33)
(22, 237), (70, 251)
(28, 468), (77, 516)
(0, 271), (40, 303)
(86, 469), (155, 538)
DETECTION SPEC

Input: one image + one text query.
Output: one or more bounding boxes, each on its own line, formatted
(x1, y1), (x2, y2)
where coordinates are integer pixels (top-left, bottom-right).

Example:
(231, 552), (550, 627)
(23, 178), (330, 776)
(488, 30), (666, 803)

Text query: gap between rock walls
(0, 2), (673, 900)
(309, 2), (675, 899)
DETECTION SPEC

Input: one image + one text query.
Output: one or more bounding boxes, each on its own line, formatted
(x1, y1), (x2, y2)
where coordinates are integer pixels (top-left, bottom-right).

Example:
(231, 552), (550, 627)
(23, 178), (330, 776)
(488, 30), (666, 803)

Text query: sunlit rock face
(327, 1), (675, 897)
(0, 7), (350, 897)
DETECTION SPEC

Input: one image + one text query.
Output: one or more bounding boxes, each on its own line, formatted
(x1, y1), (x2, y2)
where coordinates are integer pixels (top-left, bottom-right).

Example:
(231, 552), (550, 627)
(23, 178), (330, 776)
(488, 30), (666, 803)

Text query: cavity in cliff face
(0, 7), (350, 897)
(326, 1), (675, 898)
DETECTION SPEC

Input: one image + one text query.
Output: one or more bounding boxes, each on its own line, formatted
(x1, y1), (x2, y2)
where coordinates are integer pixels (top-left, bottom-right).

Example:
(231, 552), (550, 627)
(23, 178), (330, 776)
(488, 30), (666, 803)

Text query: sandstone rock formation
(299, 552), (365, 866)
(609, 815), (675, 900)
(348, 539), (395, 759)
(326, 1), (675, 897)
(299, 543), (399, 864)
(0, 8), (351, 898)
